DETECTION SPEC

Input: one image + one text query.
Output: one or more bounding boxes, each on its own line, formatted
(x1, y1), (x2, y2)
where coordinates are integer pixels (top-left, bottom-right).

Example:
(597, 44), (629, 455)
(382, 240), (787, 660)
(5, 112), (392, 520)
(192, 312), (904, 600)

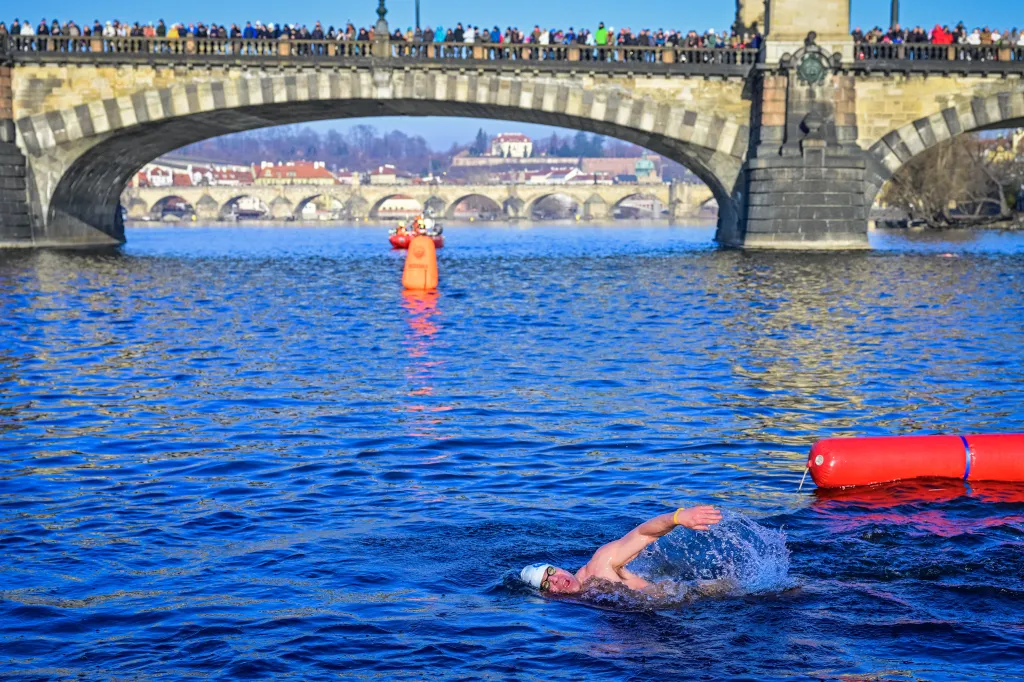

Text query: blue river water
(1, 225), (1023, 680)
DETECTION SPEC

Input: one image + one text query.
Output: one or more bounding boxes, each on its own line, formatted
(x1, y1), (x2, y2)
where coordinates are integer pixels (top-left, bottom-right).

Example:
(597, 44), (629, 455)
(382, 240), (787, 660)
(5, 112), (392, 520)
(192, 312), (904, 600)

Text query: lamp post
(416, 0), (421, 30)
(890, 0), (899, 29)
(376, 0), (389, 35)
(373, 0), (390, 56)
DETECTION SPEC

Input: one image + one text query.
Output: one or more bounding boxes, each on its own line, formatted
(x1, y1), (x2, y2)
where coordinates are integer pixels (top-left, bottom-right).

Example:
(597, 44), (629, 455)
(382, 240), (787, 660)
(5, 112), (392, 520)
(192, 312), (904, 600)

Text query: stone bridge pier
(3, 0), (1024, 250)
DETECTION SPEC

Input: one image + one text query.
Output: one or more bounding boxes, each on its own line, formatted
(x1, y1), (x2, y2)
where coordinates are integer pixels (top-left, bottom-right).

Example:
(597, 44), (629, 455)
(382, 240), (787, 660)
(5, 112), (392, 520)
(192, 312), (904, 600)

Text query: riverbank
(870, 218), (1024, 231)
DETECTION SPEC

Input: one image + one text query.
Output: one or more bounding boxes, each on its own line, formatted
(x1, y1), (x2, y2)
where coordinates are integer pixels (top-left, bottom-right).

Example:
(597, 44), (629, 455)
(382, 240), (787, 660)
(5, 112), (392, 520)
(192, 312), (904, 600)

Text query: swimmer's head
(520, 563), (581, 594)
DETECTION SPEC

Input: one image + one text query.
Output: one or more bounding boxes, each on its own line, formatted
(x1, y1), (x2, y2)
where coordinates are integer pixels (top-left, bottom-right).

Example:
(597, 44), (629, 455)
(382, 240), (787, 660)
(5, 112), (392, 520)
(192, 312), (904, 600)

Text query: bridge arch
(526, 192), (586, 220)
(445, 194), (503, 220)
(149, 195), (195, 221)
(612, 192), (666, 219)
(295, 194), (345, 220)
(369, 193), (422, 220)
(865, 87), (1024, 205)
(219, 195), (270, 220)
(17, 67), (747, 244)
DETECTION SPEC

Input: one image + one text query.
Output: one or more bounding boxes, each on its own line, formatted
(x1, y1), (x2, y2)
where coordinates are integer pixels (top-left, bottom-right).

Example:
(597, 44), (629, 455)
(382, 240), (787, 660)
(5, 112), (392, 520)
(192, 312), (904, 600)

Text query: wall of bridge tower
(0, 61), (32, 241)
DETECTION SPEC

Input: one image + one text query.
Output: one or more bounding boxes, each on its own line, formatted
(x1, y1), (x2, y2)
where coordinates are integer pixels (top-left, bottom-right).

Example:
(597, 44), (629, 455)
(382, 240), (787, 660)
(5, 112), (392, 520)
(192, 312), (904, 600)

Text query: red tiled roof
(257, 162), (334, 180)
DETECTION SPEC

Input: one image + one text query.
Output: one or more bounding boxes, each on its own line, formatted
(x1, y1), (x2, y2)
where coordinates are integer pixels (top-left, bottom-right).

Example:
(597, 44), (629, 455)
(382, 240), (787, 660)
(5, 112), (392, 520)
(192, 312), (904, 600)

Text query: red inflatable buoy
(808, 434), (1024, 488)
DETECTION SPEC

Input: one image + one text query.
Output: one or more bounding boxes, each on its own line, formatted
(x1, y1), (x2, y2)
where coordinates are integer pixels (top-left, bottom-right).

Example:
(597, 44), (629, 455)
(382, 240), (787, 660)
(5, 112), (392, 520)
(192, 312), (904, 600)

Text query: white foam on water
(631, 510), (792, 596)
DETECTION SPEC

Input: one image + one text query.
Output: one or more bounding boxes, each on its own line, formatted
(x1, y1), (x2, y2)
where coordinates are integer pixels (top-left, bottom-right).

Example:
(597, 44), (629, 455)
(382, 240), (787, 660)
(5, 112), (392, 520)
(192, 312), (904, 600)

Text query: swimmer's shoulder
(576, 557), (621, 585)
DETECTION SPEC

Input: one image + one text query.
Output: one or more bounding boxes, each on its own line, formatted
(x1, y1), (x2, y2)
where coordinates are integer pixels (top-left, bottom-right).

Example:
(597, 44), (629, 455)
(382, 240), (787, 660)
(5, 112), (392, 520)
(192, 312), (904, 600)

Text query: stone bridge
(2, 0), (1024, 250)
(122, 182), (713, 221)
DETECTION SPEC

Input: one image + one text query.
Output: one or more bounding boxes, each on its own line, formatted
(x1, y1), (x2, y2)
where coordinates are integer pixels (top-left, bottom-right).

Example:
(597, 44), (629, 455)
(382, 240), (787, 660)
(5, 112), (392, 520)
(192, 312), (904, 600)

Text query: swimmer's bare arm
(585, 506), (723, 573)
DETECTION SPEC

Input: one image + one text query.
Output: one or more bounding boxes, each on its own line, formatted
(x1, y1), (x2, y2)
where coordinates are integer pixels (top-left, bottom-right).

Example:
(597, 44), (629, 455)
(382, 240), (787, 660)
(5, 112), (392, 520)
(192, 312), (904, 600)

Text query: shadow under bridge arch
(369, 194), (423, 220)
(148, 195), (195, 221)
(445, 194), (503, 220)
(295, 194), (345, 220)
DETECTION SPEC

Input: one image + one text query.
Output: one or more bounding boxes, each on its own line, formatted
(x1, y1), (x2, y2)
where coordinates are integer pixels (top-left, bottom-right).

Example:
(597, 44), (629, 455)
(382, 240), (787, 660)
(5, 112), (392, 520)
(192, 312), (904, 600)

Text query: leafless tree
(881, 135), (1012, 227)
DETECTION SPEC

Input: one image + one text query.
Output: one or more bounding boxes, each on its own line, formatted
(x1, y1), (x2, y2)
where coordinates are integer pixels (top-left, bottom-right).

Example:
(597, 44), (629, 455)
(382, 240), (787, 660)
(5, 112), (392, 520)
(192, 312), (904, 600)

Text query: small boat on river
(389, 216), (444, 250)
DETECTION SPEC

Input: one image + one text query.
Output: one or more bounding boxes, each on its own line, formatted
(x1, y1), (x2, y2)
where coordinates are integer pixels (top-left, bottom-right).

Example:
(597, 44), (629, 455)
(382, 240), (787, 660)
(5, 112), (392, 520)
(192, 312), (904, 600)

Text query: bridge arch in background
(294, 194), (345, 220)
(612, 192), (666, 219)
(369, 194), (422, 220)
(445, 194), (503, 220)
(219, 195), (270, 220)
(148, 195), (195, 220)
(527, 193), (585, 220)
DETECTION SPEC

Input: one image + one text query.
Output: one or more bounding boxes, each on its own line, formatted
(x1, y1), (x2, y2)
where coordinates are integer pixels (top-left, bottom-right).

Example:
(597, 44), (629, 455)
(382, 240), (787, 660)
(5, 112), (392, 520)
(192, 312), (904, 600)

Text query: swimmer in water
(521, 505), (723, 594)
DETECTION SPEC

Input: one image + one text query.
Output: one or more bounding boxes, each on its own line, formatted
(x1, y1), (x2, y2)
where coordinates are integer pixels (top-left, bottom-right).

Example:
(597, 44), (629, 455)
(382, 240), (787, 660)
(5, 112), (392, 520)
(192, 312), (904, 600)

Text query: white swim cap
(520, 563), (553, 589)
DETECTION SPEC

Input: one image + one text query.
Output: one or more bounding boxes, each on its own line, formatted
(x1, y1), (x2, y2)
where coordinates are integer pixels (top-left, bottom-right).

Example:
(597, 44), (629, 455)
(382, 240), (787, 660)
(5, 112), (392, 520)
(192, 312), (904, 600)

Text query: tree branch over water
(881, 135), (1020, 228)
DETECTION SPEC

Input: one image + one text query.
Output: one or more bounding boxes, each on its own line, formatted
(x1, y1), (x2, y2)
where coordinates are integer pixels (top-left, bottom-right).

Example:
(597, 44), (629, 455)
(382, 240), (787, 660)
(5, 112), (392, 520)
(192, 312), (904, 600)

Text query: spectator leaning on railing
(1, 16), (764, 64)
(854, 22), (1024, 59)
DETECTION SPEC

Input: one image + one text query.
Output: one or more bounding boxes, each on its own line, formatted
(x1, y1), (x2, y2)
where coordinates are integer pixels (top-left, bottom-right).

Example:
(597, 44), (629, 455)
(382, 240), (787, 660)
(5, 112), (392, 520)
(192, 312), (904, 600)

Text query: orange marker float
(808, 434), (1024, 488)
(402, 235), (438, 290)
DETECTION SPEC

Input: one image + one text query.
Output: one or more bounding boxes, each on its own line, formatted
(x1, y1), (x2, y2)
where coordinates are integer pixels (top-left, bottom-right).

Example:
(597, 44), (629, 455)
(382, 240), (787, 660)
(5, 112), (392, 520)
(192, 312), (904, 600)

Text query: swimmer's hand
(673, 505), (722, 531)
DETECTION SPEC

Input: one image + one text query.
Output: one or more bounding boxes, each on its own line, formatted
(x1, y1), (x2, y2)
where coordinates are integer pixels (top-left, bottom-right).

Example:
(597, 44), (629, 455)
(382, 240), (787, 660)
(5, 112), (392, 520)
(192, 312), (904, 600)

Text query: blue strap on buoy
(959, 436), (973, 481)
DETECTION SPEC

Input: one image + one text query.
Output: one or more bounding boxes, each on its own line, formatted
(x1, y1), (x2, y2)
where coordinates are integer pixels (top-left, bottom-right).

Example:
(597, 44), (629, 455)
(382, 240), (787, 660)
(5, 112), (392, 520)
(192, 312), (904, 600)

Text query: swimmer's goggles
(539, 566), (557, 591)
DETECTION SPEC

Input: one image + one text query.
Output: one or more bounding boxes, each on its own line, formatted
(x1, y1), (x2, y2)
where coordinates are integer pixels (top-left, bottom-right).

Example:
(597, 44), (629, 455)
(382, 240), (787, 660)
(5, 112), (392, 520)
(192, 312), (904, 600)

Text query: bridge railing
(1, 35), (758, 71)
(389, 42), (760, 66)
(3, 35), (377, 58)
(855, 41), (1024, 64)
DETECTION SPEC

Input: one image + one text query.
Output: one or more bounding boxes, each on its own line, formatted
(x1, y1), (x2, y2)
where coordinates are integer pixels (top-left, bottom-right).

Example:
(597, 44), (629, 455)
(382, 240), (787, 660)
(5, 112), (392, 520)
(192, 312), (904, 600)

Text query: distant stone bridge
(122, 182), (713, 221)
(3, 0), (1024, 250)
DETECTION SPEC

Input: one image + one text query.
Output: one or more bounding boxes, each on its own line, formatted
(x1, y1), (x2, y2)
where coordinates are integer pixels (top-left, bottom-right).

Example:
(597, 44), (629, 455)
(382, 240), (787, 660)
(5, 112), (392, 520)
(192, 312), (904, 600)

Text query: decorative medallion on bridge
(797, 52), (829, 85)
(780, 32), (843, 86)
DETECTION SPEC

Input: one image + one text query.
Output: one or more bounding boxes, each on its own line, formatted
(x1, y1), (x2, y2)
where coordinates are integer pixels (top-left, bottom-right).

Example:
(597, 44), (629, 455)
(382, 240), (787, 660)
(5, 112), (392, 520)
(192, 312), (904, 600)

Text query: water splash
(632, 511), (792, 595)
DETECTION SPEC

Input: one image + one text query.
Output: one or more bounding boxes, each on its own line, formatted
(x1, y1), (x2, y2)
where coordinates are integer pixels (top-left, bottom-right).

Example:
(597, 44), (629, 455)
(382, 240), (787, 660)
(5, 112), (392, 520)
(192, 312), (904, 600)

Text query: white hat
(520, 563), (553, 589)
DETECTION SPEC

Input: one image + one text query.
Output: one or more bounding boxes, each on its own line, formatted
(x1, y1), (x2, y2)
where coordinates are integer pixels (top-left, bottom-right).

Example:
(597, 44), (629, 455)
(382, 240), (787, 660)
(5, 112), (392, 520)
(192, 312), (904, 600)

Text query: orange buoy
(402, 234), (439, 290)
(808, 434), (1024, 488)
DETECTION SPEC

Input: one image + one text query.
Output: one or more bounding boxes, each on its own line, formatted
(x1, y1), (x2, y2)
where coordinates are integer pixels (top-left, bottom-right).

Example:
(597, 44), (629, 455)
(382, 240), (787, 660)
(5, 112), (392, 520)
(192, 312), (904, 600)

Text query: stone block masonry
(741, 156), (868, 248)
(0, 63), (33, 244)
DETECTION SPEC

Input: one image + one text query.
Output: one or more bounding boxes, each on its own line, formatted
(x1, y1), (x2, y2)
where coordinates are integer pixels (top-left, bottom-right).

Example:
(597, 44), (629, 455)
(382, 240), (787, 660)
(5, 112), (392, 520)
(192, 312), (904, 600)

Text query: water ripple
(1, 226), (1023, 679)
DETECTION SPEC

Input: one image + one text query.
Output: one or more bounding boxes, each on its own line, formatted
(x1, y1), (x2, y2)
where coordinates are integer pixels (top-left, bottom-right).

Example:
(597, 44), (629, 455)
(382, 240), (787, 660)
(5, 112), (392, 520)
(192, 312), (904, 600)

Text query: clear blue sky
(13, 0), (1021, 147)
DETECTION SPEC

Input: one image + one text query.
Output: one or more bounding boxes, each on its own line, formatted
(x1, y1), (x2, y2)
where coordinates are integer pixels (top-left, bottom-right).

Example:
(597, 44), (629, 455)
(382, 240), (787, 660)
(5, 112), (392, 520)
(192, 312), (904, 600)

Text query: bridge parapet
(852, 43), (1024, 74)
(2, 36), (760, 78)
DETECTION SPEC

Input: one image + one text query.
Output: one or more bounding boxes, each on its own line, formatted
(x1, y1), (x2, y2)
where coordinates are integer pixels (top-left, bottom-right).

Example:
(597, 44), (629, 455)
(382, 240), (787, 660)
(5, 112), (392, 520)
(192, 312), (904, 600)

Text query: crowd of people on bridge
(0, 17), (763, 62)
(853, 23), (1024, 59)
(8, 15), (1024, 63)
